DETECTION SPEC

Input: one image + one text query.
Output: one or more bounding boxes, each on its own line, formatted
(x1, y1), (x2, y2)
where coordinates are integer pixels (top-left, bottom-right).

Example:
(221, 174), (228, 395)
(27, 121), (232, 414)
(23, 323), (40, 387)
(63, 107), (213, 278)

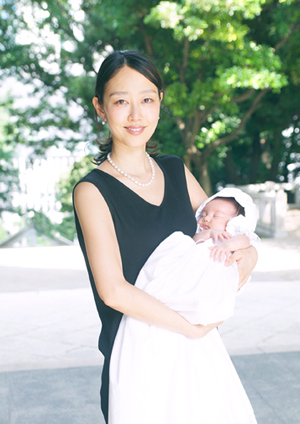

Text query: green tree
(2, 0), (300, 195)
(144, 0), (300, 192)
(55, 155), (94, 241)
(0, 103), (19, 214)
(209, 0), (300, 188)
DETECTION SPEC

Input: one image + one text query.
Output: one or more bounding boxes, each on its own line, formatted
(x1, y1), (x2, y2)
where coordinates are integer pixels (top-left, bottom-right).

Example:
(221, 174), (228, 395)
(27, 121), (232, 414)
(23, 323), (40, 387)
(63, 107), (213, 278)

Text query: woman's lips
(124, 126), (145, 135)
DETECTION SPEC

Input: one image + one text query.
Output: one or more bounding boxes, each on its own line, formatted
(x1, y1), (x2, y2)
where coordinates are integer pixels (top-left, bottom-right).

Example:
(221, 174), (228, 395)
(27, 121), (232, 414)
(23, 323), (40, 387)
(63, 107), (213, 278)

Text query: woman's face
(94, 66), (162, 151)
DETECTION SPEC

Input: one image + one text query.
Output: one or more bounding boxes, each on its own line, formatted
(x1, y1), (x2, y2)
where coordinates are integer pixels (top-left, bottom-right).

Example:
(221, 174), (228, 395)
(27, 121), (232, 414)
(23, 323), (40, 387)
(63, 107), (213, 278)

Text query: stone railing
(226, 181), (298, 238)
(294, 184), (300, 206)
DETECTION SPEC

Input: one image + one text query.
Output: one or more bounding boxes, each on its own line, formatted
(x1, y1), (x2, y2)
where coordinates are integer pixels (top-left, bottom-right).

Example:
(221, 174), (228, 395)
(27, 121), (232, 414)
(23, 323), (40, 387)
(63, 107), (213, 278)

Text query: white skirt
(109, 232), (257, 424)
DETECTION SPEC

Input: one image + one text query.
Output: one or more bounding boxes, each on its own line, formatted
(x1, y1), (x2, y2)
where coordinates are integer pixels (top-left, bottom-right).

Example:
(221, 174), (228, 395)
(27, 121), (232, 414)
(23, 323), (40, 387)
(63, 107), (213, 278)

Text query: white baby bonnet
(195, 187), (259, 243)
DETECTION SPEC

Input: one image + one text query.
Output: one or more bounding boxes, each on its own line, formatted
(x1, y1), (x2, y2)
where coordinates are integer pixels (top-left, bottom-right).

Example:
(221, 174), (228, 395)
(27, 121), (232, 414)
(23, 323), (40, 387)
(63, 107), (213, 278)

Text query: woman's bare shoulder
(74, 180), (112, 225)
(74, 180), (99, 198)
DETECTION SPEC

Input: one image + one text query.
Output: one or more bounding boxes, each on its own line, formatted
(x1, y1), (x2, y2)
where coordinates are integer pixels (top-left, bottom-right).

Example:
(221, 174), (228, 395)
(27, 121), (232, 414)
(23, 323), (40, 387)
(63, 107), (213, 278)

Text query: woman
(73, 50), (258, 423)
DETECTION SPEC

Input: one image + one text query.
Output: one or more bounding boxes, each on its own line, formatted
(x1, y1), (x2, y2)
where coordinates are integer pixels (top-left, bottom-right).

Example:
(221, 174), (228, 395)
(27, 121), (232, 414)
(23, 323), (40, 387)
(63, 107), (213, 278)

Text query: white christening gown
(109, 231), (257, 424)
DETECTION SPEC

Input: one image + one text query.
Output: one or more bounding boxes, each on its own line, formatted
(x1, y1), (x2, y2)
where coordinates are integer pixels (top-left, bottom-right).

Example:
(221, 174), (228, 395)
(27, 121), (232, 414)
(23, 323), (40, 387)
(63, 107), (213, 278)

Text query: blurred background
(0, 0), (300, 245)
(1, 1), (300, 423)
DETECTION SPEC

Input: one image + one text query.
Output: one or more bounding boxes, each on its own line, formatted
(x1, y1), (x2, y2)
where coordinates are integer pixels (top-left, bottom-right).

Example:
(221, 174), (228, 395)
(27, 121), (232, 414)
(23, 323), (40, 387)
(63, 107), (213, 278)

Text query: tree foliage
(1, 0), (300, 199)
(55, 155), (94, 241)
(0, 103), (19, 214)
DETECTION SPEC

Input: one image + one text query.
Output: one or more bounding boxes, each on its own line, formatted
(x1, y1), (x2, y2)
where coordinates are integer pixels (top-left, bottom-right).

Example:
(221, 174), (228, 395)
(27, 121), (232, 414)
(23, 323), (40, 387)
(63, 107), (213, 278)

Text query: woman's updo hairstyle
(93, 50), (163, 164)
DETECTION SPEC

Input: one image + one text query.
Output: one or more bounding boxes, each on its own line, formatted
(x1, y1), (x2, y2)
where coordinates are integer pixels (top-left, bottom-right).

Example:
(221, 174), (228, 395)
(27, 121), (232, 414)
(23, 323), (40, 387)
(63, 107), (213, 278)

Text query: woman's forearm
(226, 235), (250, 252)
(103, 277), (217, 339)
(225, 244), (258, 288)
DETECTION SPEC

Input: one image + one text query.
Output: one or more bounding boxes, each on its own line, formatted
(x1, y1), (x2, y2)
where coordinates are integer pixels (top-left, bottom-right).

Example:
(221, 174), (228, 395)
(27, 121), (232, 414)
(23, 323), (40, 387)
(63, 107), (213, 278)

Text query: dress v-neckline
(93, 158), (167, 208)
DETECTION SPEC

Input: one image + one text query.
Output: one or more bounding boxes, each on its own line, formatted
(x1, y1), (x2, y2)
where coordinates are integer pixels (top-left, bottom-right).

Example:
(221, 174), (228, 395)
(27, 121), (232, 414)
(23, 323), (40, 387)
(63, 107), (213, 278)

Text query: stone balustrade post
(226, 182), (288, 238)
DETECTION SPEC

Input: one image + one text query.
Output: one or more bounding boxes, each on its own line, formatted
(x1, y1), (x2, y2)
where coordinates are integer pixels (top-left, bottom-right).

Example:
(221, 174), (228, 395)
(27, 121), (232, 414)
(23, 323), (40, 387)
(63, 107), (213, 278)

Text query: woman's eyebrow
(141, 89), (157, 94)
(109, 89), (157, 97)
(109, 91), (128, 97)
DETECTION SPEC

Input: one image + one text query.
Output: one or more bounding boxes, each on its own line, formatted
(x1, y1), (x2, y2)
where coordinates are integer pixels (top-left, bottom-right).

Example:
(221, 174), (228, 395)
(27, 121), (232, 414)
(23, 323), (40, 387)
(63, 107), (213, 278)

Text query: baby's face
(197, 198), (237, 231)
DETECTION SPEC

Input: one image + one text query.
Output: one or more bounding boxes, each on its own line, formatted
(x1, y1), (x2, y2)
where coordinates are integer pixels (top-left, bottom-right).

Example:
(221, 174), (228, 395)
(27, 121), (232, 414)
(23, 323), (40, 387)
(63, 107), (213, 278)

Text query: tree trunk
(269, 130), (284, 181)
(250, 130), (262, 183)
(184, 148), (212, 195)
(224, 148), (241, 185)
(198, 159), (212, 195)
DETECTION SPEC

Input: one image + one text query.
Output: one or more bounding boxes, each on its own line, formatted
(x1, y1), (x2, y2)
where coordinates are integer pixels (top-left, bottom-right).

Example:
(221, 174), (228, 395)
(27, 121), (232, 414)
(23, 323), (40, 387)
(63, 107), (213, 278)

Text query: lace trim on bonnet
(195, 187), (260, 244)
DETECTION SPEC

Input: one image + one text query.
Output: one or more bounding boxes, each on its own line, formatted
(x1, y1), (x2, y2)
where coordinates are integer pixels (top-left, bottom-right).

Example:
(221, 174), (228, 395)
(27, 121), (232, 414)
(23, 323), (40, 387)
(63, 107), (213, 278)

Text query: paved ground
(0, 208), (300, 424)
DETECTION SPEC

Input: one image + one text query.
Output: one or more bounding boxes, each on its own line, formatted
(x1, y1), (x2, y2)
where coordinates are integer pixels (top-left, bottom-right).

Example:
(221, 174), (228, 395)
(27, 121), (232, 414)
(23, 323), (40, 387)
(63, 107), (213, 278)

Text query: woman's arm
(74, 181), (220, 339)
(184, 165), (208, 212)
(225, 245), (258, 289)
(223, 235), (250, 251)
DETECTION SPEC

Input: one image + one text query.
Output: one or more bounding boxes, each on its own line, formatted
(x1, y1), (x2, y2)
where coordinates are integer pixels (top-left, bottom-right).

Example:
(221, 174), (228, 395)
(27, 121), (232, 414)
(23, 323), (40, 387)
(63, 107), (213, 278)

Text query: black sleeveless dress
(73, 155), (197, 422)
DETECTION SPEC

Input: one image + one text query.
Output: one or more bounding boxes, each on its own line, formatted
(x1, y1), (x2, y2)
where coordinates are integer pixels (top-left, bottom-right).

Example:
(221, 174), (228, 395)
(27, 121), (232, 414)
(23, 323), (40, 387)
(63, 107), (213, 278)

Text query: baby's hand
(208, 241), (232, 262)
(208, 230), (232, 243)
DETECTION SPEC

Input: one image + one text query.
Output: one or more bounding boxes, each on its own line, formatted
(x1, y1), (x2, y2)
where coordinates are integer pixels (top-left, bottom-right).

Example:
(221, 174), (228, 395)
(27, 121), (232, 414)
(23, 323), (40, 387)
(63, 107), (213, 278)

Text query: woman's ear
(159, 91), (163, 102)
(92, 97), (106, 120)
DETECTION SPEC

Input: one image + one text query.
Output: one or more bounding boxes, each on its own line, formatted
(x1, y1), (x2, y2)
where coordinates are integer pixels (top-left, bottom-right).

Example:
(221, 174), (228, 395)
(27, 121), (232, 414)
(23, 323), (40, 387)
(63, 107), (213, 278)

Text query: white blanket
(109, 232), (257, 424)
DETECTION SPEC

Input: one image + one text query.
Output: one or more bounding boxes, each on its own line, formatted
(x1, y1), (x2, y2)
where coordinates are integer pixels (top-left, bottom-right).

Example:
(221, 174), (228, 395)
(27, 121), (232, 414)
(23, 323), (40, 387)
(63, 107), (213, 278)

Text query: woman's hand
(224, 245), (258, 289)
(187, 321), (223, 339)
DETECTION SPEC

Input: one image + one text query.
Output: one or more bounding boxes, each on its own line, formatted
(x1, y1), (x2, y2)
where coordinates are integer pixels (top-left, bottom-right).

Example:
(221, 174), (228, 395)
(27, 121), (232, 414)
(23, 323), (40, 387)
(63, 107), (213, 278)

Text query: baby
(193, 196), (250, 263)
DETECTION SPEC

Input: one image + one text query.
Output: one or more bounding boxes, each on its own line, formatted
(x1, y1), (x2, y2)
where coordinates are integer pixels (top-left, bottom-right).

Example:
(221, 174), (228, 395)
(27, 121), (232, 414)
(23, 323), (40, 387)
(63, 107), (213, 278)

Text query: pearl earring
(102, 117), (106, 125)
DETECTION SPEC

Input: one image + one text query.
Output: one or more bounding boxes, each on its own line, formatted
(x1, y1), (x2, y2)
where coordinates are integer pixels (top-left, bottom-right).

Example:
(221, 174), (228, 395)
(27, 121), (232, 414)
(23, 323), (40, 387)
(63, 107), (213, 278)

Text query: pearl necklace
(107, 152), (156, 187)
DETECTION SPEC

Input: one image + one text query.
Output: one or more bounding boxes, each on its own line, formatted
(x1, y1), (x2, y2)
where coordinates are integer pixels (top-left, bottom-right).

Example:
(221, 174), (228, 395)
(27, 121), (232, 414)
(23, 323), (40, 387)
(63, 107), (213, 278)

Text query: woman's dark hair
(93, 50), (163, 164)
(215, 197), (245, 217)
